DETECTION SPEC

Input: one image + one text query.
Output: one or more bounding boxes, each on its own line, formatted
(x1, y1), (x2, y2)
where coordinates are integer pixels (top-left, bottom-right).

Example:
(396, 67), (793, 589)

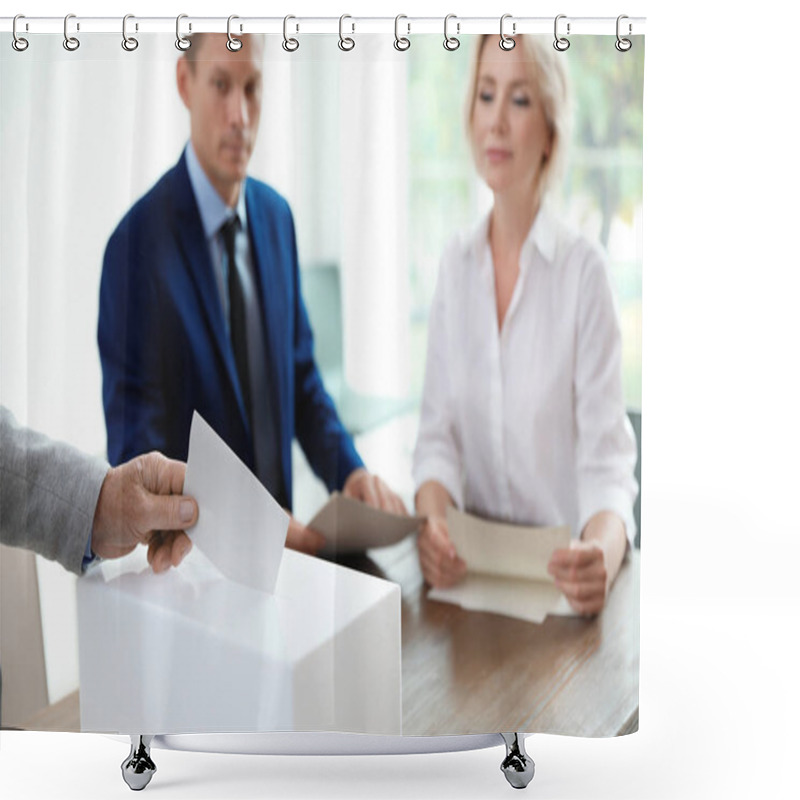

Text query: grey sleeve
(0, 406), (109, 575)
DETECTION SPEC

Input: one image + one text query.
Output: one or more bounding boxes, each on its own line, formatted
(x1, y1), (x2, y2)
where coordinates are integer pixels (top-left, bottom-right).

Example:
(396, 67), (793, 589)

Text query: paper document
(427, 507), (574, 623)
(308, 492), (423, 555)
(183, 411), (289, 593)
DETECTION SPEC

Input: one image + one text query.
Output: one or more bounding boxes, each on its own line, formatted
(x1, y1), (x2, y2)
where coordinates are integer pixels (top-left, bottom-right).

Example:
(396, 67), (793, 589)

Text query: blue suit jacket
(98, 152), (363, 509)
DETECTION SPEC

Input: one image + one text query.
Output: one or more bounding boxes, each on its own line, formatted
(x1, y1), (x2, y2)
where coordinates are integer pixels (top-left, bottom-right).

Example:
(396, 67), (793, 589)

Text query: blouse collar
(467, 203), (558, 268)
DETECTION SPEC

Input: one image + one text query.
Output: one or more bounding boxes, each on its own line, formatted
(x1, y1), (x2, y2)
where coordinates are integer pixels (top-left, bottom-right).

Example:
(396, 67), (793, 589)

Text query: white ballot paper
(183, 411), (289, 593)
(309, 492), (423, 555)
(428, 507), (574, 623)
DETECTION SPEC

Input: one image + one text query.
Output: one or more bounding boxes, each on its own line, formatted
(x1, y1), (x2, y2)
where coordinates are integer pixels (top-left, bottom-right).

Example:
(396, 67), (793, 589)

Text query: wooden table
(24, 541), (639, 738)
(361, 538), (640, 737)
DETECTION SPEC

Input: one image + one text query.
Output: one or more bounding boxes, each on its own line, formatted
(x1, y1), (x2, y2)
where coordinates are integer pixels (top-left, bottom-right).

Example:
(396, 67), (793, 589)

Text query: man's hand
(417, 515), (467, 588)
(342, 468), (407, 515)
(547, 541), (608, 617)
(91, 452), (199, 573)
(285, 514), (326, 555)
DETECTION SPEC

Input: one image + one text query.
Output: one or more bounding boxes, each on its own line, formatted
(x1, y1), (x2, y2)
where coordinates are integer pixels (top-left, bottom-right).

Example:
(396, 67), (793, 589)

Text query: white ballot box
(77, 547), (401, 736)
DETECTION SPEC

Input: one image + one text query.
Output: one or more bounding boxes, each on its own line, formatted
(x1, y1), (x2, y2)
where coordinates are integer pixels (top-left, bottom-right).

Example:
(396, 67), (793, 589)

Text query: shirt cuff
(412, 455), (464, 511)
(578, 484), (637, 548)
(81, 531), (96, 571)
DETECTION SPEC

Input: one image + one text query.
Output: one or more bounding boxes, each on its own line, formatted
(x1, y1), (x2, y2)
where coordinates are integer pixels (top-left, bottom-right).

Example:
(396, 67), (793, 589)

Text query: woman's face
(470, 41), (552, 201)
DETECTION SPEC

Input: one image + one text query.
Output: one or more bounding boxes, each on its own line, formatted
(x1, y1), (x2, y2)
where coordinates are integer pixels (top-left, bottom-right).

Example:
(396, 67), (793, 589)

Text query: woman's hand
(417, 515), (467, 588)
(547, 541), (608, 616)
(549, 510), (628, 616)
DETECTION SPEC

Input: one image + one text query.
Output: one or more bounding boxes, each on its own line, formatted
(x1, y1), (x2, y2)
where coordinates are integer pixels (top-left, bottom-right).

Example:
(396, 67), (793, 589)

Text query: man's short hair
(182, 33), (265, 70)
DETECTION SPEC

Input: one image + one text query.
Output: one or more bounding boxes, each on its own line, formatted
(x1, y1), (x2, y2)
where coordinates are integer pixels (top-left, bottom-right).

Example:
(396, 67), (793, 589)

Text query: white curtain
(340, 38), (410, 397)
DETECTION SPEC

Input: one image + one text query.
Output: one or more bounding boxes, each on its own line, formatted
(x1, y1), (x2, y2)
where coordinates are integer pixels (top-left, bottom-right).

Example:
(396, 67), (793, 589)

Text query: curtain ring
(443, 14), (460, 51)
(553, 14), (570, 51)
(338, 15), (355, 51)
(122, 14), (139, 51)
(282, 15), (299, 52)
(615, 14), (632, 52)
(63, 13), (80, 51)
(499, 14), (515, 51)
(12, 14), (29, 52)
(176, 14), (191, 51)
(394, 14), (411, 51)
(227, 15), (243, 52)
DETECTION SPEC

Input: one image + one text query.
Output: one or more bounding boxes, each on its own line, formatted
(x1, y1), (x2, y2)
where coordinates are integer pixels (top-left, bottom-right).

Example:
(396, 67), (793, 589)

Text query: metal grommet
(282, 15), (299, 52)
(394, 14), (410, 51)
(227, 15), (242, 52)
(122, 14), (139, 51)
(499, 14), (515, 51)
(63, 13), (80, 51)
(338, 14), (355, 51)
(12, 14), (29, 52)
(553, 14), (570, 51)
(615, 14), (632, 52)
(176, 14), (191, 51)
(443, 14), (460, 51)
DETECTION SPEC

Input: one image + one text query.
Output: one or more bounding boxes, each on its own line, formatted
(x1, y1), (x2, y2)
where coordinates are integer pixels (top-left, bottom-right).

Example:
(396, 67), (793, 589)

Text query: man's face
(177, 34), (263, 203)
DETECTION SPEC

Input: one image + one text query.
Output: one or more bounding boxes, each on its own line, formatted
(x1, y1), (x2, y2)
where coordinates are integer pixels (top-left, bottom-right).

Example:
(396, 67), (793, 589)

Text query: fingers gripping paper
(428, 507), (573, 623)
(183, 411), (290, 593)
(446, 507), (569, 581)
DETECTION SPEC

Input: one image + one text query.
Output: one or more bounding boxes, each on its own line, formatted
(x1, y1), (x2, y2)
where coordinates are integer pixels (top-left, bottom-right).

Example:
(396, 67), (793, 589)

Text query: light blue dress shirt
(185, 141), (254, 333)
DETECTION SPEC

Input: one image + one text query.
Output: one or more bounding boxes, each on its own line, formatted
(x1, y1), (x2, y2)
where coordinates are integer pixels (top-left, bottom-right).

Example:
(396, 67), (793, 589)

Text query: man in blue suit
(98, 33), (405, 553)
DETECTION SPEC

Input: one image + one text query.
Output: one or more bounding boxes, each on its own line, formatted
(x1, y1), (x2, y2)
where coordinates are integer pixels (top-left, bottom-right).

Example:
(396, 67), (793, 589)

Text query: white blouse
(412, 207), (638, 543)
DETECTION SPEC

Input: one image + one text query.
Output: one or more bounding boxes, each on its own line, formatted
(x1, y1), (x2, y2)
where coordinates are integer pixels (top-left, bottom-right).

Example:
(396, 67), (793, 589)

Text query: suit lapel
(170, 154), (251, 433)
(245, 181), (286, 445)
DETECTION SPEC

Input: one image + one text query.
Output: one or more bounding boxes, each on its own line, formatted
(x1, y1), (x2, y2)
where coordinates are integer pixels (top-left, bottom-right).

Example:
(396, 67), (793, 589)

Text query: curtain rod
(1, 15), (646, 37)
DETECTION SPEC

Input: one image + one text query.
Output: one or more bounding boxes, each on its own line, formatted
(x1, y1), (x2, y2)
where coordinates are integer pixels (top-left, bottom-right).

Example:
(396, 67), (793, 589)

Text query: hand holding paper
(183, 412), (289, 593)
(427, 507), (575, 623)
(548, 540), (608, 617)
(90, 450), (198, 572)
(417, 515), (467, 588)
(285, 515), (326, 555)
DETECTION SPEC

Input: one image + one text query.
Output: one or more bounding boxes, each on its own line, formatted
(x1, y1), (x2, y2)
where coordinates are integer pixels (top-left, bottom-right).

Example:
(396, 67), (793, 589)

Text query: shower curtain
(0, 11), (644, 786)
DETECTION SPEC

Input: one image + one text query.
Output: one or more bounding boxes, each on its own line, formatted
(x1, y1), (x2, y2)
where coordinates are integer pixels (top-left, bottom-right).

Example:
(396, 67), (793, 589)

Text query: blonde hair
(465, 35), (572, 200)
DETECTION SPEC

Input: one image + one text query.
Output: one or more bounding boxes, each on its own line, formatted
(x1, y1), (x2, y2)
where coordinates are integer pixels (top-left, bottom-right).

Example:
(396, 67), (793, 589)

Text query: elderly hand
(285, 514), (326, 555)
(547, 540), (608, 617)
(91, 452), (199, 573)
(417, 515), (467, 589)
(342, 468), (407, 515)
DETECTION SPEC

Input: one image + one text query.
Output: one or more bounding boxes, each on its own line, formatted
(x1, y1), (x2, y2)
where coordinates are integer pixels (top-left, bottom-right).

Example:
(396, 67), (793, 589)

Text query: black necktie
(220, 215), (252, 426)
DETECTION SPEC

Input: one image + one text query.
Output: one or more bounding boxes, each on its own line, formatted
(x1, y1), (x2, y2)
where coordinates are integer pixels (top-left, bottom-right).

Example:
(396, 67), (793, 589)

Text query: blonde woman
(412, 36), (638, 616)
